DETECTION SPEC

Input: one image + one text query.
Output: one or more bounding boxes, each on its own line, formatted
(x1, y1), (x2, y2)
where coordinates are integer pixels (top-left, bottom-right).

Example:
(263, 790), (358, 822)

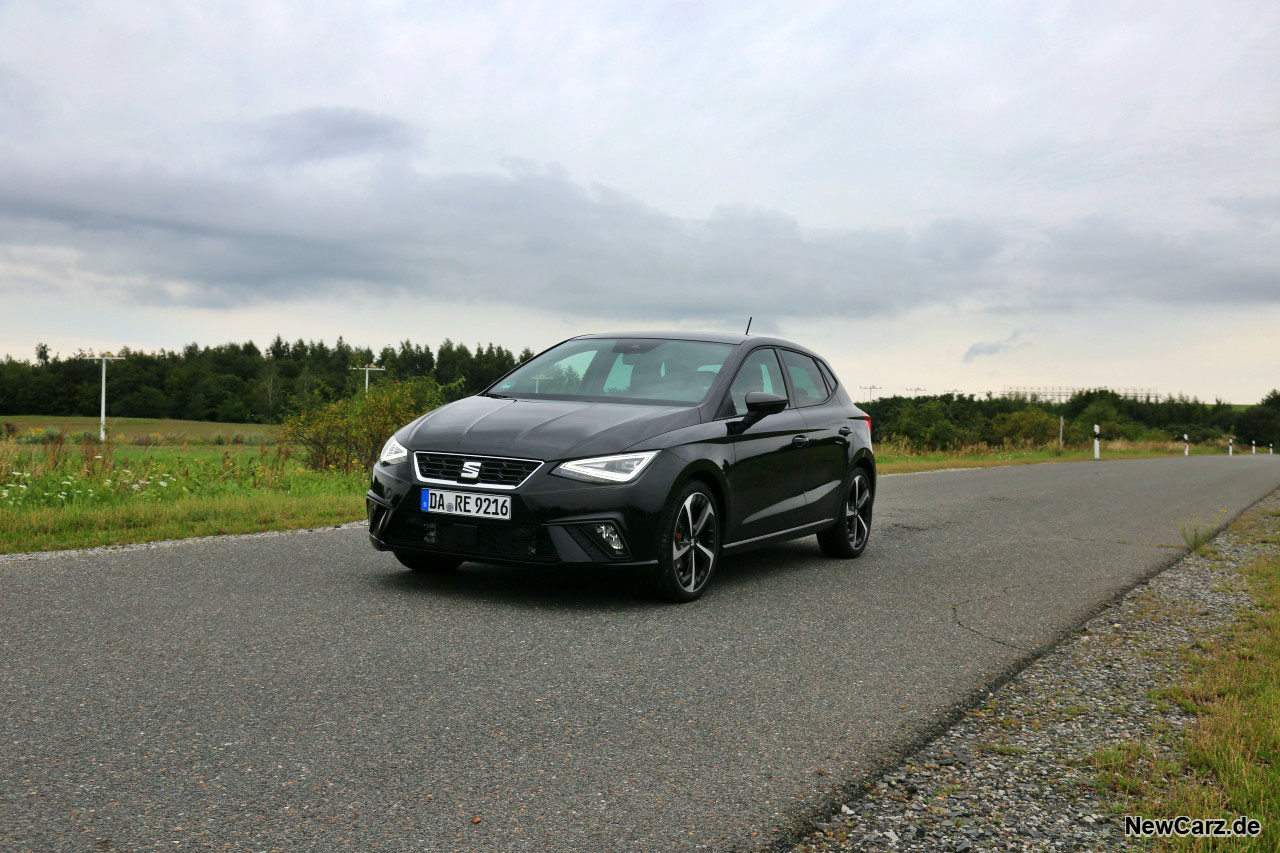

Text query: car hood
(404, 395), (700, 460)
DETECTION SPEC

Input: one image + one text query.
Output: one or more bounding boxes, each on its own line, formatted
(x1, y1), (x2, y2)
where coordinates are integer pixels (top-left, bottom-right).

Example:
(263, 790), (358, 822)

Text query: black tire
(817, 467), (873, 559)
(394, 551), (463, 573)
(651, 481), (721, 602)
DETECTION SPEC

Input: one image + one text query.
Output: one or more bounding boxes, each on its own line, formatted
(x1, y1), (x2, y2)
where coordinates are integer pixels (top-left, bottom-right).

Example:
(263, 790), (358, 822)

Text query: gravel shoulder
(792, 490), (1280, 852)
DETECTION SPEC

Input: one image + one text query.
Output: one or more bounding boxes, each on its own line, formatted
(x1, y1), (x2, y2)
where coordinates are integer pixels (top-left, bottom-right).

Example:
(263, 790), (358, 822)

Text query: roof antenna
(744, 316), (753, 335)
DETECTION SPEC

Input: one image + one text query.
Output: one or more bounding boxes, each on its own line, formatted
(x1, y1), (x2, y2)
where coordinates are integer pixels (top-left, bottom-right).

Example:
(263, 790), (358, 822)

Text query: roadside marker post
(1253, 441), (1256, 455)
(1229, 438), (1234, 457)
(1184, 434), (1189, 457)
(81, 352), (125, 442)
(1093, 424), (1100, 460)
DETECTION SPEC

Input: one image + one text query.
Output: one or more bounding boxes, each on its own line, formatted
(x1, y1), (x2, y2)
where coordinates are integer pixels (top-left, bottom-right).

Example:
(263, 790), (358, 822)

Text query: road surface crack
(951, 584), (1031, 652)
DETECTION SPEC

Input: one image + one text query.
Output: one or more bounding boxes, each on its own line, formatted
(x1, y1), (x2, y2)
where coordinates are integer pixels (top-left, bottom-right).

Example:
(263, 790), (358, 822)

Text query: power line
(858, 384), (882, 401)
(351, 363), (386, 392)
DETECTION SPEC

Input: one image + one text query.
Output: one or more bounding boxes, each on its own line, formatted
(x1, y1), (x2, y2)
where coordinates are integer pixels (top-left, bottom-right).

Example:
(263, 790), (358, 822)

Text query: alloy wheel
(672, 491), (717, 592)
(846, 472), (871, 549)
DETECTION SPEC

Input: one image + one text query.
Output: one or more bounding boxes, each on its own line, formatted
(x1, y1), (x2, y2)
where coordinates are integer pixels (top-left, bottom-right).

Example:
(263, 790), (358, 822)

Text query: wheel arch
(675, 460), (730, 523)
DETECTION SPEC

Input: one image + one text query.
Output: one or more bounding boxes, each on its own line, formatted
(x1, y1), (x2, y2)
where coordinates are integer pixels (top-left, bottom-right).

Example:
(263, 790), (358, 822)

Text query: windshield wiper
(481, 391), (511, 399)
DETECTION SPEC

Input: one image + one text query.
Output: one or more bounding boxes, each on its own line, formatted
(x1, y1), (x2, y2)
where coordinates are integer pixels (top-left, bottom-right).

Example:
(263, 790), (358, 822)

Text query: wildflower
(104, 479), (112, 485)
(131, 484), (140, 491)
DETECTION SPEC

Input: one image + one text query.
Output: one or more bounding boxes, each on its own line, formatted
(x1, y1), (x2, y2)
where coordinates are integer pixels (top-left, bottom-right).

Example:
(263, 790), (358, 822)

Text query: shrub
(279, 377), (460, 472)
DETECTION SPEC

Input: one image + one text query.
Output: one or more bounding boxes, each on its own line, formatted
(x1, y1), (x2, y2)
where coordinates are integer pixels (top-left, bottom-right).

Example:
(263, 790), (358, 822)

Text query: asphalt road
(3, 456), (1278, 851)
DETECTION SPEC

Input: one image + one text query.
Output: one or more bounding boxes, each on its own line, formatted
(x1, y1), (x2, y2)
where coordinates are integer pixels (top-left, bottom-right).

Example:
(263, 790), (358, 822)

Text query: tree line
(861, 388), (1280, 450)
(0, 338), (534, 424)
(2, 337), (1277, 447)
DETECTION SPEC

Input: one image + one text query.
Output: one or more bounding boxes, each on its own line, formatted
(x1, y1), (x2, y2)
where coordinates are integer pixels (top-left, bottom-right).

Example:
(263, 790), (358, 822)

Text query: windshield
(489, 338), (735, 405)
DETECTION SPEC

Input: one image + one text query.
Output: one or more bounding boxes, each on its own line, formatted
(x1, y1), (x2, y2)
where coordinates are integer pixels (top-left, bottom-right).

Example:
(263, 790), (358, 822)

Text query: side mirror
(728, 391), (788, 435)
(745, 391), (788, 415)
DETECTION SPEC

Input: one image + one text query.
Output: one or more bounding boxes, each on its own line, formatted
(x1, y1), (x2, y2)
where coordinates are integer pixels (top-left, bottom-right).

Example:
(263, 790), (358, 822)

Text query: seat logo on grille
(460, 460), (482, 480)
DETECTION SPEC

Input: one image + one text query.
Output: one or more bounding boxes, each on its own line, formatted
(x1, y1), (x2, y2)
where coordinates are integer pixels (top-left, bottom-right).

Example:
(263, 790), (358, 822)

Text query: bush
(279, 377), (461, 472)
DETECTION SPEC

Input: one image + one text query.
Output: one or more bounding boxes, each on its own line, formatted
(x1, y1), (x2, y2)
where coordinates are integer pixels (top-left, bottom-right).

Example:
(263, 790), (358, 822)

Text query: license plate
(421, 488), (511, 520)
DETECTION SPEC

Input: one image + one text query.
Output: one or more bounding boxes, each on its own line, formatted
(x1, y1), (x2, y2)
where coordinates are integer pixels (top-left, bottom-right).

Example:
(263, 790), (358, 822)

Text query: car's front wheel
(652, 481), (720, 602)
(394, 551), (462, 573)
(817, 467), (873, 558)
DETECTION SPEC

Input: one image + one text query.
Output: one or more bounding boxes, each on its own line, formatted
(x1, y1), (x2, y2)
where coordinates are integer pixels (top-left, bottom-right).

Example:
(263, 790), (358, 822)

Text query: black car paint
(367, 332), (874, 567)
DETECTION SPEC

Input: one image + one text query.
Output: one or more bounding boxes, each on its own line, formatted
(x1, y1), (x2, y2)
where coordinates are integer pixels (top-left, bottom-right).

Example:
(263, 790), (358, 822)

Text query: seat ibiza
(367, 332), (875, 601)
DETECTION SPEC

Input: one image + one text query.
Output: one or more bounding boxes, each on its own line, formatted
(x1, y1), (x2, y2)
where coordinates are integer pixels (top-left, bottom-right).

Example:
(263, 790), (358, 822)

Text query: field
(876, 438), (1225, 474)
(1, 433), (364, 554)
(0, 416), (1248, 555)
(2, 414), (276, 445)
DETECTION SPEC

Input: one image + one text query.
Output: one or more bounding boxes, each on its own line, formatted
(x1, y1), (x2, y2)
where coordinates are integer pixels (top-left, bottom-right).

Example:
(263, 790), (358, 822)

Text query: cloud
(241, 107), (420, 165)
(963, 331), (1029, 362)
(0, 158), (1277, 328)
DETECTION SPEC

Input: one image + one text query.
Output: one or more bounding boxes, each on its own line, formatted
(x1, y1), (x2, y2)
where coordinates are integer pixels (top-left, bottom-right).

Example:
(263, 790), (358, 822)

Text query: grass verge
(878, 445), (1223, 474)
(0, 492), (365, 554)
(1091, 511), (1280, 850)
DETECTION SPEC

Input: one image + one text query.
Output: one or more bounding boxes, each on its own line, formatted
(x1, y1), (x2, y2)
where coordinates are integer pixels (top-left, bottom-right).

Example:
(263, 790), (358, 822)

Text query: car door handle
(791, 434), (809, 447)
(838, 426), (853, 436)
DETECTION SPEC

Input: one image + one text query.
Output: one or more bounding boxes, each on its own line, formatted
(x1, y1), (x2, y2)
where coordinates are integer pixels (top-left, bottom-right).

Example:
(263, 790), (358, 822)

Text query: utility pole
(905, 387), (925, 397)
(81, 352), (124, 442)
(858, 385), (882, 402)
(1059, 416), (1064, 449)
(351, 363), (386, 392)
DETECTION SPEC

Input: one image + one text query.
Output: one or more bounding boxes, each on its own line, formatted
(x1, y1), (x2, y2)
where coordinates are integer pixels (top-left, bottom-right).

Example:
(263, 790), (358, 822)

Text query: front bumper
(365, 453), (679, 567)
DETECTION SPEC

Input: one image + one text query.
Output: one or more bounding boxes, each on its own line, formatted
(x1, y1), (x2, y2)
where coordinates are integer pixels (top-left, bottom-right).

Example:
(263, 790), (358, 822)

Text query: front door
(721, 348), (811, 544)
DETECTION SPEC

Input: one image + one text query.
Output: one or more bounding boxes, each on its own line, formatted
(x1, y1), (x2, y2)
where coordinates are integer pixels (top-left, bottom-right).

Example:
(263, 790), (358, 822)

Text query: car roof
(573, 330), (817, 355)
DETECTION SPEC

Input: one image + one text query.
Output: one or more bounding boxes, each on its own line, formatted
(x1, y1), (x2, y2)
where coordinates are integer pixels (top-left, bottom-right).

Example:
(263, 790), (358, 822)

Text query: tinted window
(818, 360), (838, 393)
(725, 348), (786, 416)
(493, 338), (732, 404)
(780, 350), (828, 407)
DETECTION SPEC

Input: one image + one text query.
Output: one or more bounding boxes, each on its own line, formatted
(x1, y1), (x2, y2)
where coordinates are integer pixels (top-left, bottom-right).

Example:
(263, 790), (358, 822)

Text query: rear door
(780, 349), (847, 524)
(721, 348), (811, 544)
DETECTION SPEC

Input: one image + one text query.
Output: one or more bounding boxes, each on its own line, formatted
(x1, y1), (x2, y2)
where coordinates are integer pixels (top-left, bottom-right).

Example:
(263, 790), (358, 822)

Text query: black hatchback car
(367, 332), (875, 601)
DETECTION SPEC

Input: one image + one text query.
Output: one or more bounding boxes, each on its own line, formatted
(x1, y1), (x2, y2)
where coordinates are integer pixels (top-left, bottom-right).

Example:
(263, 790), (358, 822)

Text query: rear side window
(780, 350), (829, 407)
(725, 348), (786, 416)
(818, 360), (838, 393)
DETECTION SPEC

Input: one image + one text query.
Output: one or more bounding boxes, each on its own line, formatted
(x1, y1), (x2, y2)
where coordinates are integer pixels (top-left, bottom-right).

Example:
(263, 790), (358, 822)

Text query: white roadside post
(1252, 441), (1256, 455)
(1271, 444), (1275, 455)
(1093, 424), (1100, 460)
(1229, 438), (1234, 457)
(81, 351), (125, 442)
(1184, 433), (1189, 457)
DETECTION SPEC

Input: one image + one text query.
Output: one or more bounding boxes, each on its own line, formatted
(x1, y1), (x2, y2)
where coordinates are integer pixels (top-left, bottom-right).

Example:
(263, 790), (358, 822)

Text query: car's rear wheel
(652, 481), (720, 602)
(817, 468), (873, 558)
(394, 551), (462, 573)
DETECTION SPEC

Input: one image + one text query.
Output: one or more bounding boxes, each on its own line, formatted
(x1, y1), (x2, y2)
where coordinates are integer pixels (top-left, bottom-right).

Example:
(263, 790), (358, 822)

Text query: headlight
(552, 451), (658, 483)
(379, 436), (409, 465)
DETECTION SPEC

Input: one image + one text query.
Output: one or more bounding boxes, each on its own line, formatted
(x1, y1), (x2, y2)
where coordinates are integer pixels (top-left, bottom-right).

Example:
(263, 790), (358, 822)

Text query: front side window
(780, 350), (829, 407)
(724, 348), (786, 416)
(491, 338), (733, 405)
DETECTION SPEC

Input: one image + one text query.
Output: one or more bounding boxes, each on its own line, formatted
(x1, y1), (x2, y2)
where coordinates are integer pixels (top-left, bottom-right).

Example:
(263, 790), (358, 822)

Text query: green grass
(1094, 509), (1280, 851)
(0, 492), (365, 553)
(1, 437), (365, 554)
(2, 414), (275, 445)
(877, 442), (1224, 475)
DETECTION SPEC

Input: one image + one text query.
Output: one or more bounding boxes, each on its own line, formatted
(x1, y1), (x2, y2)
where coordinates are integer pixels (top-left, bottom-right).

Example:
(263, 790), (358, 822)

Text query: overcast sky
(1, 1), (1277, 402)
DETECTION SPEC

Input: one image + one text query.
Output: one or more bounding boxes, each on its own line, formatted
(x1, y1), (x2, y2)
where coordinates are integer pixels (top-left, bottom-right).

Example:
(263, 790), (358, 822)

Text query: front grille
(383, 512), (556, 561)
(414, 452), (542, 488)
